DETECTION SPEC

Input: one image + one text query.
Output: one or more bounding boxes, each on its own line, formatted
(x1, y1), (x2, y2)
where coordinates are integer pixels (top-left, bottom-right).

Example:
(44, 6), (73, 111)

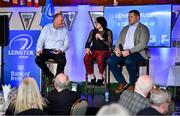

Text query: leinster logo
(9, 34), (33, 50)
(45, 4), (54, 19)
(8, 34), (34, 58)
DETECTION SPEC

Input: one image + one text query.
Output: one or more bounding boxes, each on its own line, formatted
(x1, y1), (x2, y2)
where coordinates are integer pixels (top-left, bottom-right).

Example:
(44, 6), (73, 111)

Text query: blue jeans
(107, 53), (145, 85)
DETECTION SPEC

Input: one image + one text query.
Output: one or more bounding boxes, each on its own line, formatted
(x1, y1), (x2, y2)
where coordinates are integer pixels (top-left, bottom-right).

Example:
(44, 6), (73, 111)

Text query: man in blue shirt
(35, 13), (70, 80)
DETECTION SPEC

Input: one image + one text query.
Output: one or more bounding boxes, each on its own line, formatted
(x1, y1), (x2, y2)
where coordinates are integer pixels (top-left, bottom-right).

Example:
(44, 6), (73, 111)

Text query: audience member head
(53, 13), (64, 29)
(135, 75), (153, 97)
(13, 77), (46, 114)
(54, 73), (69, 91)
(128, 10), (140, 25)
(8, 87), (17, 102)
(96, 103), (130, 116)
(150, 88), (171, 114)
(95, 17), (107, 30)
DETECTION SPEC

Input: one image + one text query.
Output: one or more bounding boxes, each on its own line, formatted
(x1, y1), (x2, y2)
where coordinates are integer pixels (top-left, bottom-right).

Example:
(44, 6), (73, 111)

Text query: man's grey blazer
(115, 22), (150, 60)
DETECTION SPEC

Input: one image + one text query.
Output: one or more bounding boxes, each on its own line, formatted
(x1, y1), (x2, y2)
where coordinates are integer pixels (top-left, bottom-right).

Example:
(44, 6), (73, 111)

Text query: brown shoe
(127, 85), (135, 91)
(115, 83), (128, 93)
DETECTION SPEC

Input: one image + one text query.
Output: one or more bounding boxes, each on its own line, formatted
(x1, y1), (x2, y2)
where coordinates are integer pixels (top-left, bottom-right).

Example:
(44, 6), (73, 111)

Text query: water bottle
(104, 89), (109, 102)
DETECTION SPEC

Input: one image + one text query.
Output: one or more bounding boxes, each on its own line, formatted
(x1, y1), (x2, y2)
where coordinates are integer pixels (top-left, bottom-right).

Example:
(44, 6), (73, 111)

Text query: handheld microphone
(119, 44), (123, 51)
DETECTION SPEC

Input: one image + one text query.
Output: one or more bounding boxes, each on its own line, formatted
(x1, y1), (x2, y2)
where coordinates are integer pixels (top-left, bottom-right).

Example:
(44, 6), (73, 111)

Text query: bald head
(54, 73), (69, 90)
(97, 103), (130, 116)
(56, 73), (68, 83)
(135, 75), (154, 96)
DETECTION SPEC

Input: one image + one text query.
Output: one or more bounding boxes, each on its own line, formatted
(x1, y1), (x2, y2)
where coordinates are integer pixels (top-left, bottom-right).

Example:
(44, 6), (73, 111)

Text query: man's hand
(114, 47), (121, 57)
(52, 49), (62, 54)
(36, 50), (42, 56)
(85, 48), (92, 55)
(122, 50), (130, 57)
(95, 33), (103, 40)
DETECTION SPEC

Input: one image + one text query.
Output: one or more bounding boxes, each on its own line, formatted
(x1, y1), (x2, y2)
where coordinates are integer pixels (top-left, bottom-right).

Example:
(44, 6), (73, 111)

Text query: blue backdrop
(104, 5), (171, 47)
(4, 30), (41, 89)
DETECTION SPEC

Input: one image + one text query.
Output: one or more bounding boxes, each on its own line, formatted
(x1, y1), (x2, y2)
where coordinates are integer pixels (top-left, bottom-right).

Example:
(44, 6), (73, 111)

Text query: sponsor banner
(34, 0), (39, 7)
(61, 11), (77, 30)
(3, 0), (10, 2)
(27, 0), (32, 6)
(40, 0), (55, 26)
(89, 11), (103, 27)
(19, 12), (36, 30)
(4, 30), (41, 89)
(20, 0), (26, 5)
(12, 0), (18, 4)
(0, 12), (13, 21)
(172, 10), (180, 30)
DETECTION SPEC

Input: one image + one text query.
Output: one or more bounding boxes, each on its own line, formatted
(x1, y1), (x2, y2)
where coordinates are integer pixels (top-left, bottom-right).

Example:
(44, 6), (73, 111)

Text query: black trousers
(35, 49), (66, 78)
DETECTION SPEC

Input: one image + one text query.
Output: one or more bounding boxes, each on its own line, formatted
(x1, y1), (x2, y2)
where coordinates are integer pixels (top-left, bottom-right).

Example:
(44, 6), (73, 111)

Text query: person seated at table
(5, 77), (47, 115)
(45, 73), (80, 115)
(118, 75), (153, 115)
(137, 88), (171, 115)
(96, 103), (130, 116)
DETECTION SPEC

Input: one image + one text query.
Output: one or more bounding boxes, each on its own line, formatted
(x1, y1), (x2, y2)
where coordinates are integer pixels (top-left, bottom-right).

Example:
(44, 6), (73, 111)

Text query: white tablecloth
(167, 66), (180, 86)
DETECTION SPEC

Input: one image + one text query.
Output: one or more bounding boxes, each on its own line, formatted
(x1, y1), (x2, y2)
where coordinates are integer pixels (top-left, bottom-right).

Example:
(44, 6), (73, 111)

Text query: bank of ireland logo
(18, 65), (24, 71)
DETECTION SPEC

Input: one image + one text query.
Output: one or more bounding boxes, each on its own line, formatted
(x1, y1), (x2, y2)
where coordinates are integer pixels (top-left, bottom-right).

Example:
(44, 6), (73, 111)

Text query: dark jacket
(45, 89), (80, 115)
(116, 23), (150, 59)
(6, 105), (47, 115)
(137, 107), (163, 115)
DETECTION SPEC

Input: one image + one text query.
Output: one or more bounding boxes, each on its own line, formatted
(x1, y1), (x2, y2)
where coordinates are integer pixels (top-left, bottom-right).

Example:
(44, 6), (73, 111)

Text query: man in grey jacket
(107, 10), (150, 93)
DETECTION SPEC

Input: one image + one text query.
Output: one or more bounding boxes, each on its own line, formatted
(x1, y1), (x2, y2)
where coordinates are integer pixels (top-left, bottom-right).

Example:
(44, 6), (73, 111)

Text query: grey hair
(96, 103), (130, 116)
(54, 76), (69, 90)
(150, 88), (171, 106)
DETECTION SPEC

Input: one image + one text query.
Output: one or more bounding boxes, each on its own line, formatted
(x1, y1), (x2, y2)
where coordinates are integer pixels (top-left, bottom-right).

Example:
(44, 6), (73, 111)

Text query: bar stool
(41, 59), (57, 96)
(85, 60), (109, 99)
(107, 59), (150, 89)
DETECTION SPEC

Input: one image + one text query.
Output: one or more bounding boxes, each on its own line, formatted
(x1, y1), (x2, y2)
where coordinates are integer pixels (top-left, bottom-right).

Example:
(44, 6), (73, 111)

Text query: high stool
(85, 60), (109, 99)
(41, 59), (57, 96)
(107, 59), (150, 89)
